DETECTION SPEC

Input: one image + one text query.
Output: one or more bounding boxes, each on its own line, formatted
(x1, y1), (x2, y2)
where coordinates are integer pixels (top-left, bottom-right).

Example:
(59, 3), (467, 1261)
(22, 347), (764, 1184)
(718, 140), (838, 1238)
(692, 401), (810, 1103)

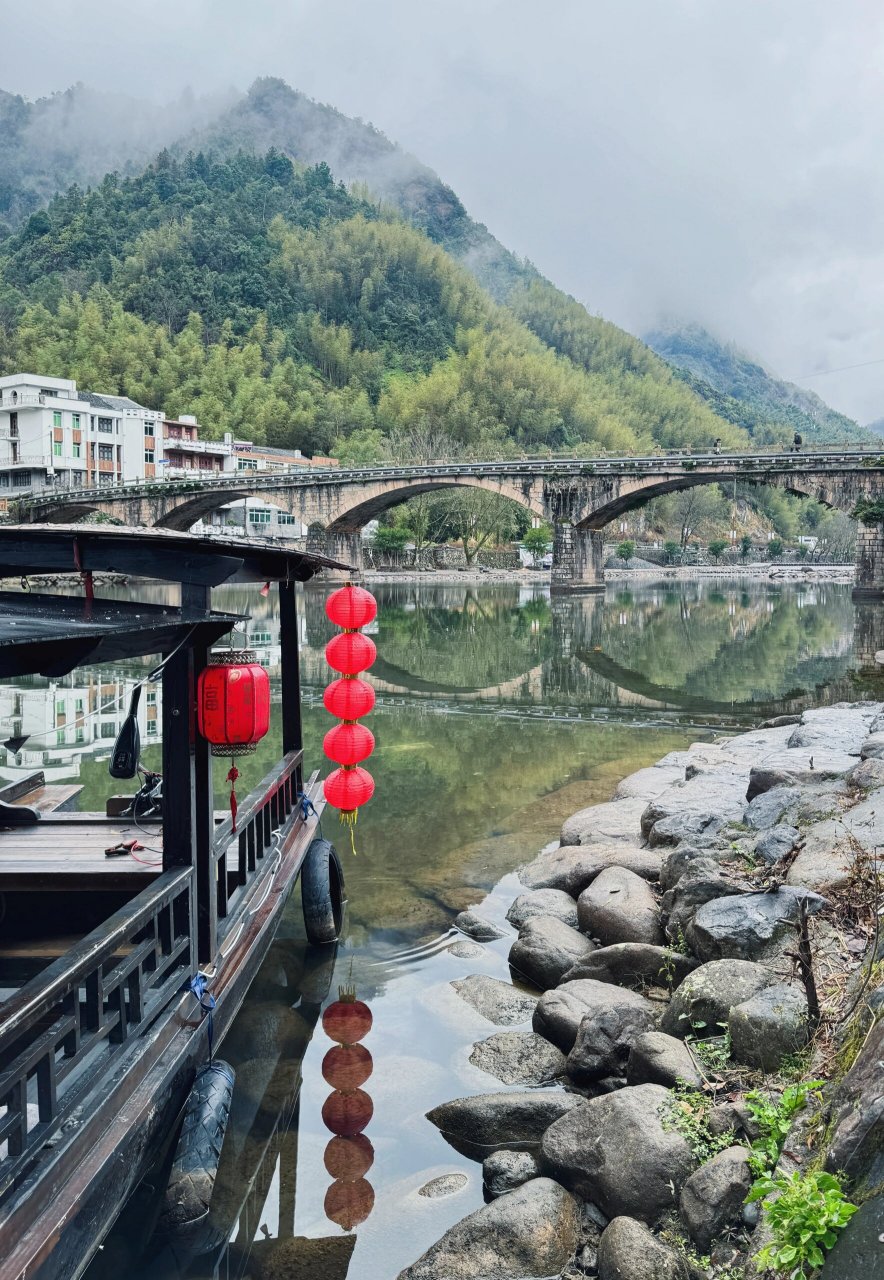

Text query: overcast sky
(6, 0), (884, 420)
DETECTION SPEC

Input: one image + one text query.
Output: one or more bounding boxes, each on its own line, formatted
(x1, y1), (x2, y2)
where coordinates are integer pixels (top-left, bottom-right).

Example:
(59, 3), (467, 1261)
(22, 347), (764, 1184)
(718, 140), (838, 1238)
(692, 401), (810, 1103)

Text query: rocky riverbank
(396, 703), (884, 1280)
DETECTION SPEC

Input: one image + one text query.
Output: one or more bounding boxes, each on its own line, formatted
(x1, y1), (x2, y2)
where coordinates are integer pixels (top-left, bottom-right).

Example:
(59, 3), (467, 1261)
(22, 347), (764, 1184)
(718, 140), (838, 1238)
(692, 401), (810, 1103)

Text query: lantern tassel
(227, 763), (240, 832)
(340, 809), (358, 856)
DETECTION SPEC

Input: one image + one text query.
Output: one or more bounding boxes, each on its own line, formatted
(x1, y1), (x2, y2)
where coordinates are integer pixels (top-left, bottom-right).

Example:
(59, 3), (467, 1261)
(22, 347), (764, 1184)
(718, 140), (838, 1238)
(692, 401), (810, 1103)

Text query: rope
(189, 973), (216, 1060)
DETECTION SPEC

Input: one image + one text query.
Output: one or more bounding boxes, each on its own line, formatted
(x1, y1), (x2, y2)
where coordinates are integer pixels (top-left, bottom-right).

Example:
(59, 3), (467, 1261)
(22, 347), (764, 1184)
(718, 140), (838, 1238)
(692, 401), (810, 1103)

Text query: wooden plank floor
(0, 815), (162, 890)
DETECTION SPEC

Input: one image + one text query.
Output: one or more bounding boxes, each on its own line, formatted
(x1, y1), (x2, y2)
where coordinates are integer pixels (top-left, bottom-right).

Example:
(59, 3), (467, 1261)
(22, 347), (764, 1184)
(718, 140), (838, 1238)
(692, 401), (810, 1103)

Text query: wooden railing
(0, 868), (193, 1198)
(212, 750), (304, 928)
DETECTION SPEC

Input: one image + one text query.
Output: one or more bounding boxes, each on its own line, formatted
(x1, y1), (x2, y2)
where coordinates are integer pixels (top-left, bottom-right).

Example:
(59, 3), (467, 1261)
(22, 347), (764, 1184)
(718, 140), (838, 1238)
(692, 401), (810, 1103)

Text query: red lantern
(197, 651), (270, 753)
(324, 767), (374, 814)
(324, 723), (375, 767)
(326, 585), (378, 631)
(323, 677), (375, 721)
(323, 994), (373, 1044)
(324, 1177), (375, 1231)
(324, 1134), (375, 1180)
(325, 632), (376, 675)
(322, 1088), (374, 1137)
(322, 1044), (373, 1090)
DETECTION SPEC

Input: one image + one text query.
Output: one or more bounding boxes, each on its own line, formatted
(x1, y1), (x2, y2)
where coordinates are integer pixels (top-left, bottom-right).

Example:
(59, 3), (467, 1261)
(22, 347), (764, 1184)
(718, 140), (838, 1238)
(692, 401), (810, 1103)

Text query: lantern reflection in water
(320, 986), (375, 1232)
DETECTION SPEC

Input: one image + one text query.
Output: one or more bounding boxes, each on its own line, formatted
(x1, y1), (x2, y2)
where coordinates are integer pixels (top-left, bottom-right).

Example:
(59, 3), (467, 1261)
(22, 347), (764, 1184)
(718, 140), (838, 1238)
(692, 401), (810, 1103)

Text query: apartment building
(232, 440), (337, 472)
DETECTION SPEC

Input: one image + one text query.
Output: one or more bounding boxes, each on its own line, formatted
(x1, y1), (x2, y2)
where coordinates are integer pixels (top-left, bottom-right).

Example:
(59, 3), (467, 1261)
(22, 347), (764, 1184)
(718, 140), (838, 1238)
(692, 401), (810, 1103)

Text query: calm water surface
(22, 579), (878, 1280)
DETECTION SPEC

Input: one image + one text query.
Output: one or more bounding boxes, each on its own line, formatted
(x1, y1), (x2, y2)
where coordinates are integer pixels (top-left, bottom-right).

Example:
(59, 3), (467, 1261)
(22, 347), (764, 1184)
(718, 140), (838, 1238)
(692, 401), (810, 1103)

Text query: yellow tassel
(340, 808), (358, 856)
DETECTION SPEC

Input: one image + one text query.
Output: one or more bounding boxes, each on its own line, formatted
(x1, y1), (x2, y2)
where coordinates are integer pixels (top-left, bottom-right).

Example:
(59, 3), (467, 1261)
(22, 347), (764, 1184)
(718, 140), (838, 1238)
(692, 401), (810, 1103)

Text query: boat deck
(0, 812), (162, 891)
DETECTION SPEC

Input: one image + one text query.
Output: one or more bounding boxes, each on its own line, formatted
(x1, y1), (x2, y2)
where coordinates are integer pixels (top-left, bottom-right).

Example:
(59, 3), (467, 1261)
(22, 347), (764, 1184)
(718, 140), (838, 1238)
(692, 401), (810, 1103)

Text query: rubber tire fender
(301, 837), (345, 944)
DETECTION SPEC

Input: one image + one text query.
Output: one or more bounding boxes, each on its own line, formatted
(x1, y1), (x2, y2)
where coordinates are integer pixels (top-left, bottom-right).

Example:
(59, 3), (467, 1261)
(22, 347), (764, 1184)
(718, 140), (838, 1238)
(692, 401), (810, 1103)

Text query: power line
(797, 356), (884, 380)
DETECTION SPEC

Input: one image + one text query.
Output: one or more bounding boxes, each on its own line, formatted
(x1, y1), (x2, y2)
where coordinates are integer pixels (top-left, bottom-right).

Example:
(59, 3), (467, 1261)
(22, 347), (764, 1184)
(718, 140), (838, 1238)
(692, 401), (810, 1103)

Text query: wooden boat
(0, 525), (350, 1280)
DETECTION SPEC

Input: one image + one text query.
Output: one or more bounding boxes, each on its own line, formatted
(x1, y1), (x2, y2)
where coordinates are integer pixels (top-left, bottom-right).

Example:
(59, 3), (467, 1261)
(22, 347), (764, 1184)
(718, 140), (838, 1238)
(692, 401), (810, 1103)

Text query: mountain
(644, 322), (873, 446)
(865, 418), (884, 439)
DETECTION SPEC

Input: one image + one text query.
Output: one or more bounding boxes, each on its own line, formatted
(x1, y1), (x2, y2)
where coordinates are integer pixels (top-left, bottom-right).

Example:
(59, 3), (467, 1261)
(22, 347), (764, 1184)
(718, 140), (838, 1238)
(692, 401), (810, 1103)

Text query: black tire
(301, 838), (345, 944)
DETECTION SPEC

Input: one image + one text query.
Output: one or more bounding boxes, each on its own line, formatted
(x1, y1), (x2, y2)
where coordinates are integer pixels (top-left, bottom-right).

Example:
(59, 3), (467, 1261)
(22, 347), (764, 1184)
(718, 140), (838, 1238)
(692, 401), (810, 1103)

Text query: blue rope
(189, 973), (216, 1060)
(298, 791), (322, 837)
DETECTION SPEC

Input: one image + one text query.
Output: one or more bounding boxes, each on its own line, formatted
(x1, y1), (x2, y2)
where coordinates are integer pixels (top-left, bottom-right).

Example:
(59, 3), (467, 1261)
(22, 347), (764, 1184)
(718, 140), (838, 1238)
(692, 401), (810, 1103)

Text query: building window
(9, 412), (17, 437)
(238, 459), (259, 471)
(277, 513), (298, 525)
(0, 474), (8, 488)
(144, 449), (155, 463)
(146, 720), (158, 736)
(56, 730), (65, 745)
(72, 413), (80, 429)
(146, 690), (157, 706)
(144, 422), (155, 436)
(98, 444), (114, 461)
(73, 442), (81, 458)
(75, 728), (85, 744)
(12, 472), (31, 487)
(250, 630), (272, 646)
(53, 441), (63, 457)
(100, 722), (117, 739)
(75, 698), (84, 712)
(53, 411), (62, 427)
(249, 509), (272, 525)
(97, 418), (114, 433)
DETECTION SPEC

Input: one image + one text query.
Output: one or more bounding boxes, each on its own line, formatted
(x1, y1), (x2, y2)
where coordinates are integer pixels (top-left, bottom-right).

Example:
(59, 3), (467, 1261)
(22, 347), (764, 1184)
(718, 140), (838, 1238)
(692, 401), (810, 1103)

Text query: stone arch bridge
(18, 449), (884, 593)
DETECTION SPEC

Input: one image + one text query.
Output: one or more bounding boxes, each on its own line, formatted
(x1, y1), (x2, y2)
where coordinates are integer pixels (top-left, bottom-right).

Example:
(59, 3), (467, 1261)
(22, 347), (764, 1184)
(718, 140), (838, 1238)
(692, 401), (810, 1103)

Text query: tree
(523, 524), (551, 564)
(617, 540), (636, 566)
(433, 489), (523, 563)
(373, 524), (411, 553)
(767, 538), (784, 560)
(708, 538), (728, 563)
(740, 533), (753, 560)
(656, 485), (729, 548)
(663, 540), (680, 565)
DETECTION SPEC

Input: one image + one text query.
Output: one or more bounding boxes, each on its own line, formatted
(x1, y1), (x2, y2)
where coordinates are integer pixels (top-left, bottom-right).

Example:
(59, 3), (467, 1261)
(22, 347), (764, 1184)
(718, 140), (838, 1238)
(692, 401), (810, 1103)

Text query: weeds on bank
(743, 1079), (825, 1177)
(688, 1022), (732, 1074)
(748, 1169), (857, 1278)
(661, 1084), (733, 1162)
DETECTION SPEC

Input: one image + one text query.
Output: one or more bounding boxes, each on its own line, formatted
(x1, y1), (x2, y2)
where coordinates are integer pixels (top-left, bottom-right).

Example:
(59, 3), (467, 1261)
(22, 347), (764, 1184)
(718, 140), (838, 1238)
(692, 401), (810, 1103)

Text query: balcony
(163, 437), (231, 456)
(0, 393), (47, 409)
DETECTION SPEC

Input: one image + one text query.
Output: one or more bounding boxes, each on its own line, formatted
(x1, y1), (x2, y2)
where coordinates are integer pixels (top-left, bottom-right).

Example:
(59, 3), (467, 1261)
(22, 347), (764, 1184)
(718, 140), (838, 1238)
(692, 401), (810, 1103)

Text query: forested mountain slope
(644, 323), (873, 446)
(0, 151), (739, 457)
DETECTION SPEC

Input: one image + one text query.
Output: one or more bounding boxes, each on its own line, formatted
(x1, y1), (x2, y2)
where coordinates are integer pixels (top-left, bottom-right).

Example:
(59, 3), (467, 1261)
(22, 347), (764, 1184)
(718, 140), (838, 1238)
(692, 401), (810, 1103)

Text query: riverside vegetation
(398, 702), (884, 1280)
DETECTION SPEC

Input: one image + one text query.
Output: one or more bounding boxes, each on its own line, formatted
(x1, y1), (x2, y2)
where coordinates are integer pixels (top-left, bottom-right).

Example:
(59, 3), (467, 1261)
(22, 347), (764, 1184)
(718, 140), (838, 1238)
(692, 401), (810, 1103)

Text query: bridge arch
(324, 475), (546, 533)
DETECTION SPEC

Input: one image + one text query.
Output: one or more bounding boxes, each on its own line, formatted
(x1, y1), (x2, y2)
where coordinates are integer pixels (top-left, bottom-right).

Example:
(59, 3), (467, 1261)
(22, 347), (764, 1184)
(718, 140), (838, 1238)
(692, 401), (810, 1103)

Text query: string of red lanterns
(321, 986), (375, 1232)
(322, 585), (378, 849)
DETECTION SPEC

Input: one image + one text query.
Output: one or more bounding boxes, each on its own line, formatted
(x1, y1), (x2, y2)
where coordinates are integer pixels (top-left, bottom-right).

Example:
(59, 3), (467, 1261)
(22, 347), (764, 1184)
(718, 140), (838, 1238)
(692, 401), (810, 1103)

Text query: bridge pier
(551, 523), (605, 593)
(307, 527), (364, 581)
(853, 522), (884, 597)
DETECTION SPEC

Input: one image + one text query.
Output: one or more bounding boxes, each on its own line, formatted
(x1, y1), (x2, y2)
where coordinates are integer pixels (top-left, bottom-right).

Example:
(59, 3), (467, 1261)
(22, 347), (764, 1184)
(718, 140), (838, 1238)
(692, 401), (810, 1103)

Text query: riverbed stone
(469, 1031), (567, 1086)
(397, 1177), (579, 1280)
(597, 1217), (696, 1280)
(825, 1019), (884, 1194)
(687, 886), (827, 962)
(534, 977), (655, 1053)
(728, 983), (808, 1070)
(451, 974), (538, 1025)
(755, 823), (800, 865)
(785, 820), (854, 892)
(448, 940), (484, 959)
(860, 732), (884, 759)
(561, 796), (647, 847)
(519, 844), (662, 895)
(482, 1150), (539, 1198)
(454, 909), (506, 942)
(506, 887), (578, 929)
(787, 705), (874, 755)
(626, 1031), (703, 1088)
(565, 988), (658, 1083)
(661, 866), (744, 942)
(647, 811), (726, 847)
(578, 866), (663, 946)
(418, 1173), (469, 1198)
(562, 942), (696, 991)
(679, 1146), (753, 1253)
(641, 775), (746, 840)
(847, 757), (884, 790)
(661, 959), (777, 1037)
(819, 1196), (884, 1280)
(509, 916), (596, 990)
(427, 1091), (582, 1158)
(660, 843), (728, 892)
(614, 763), (687, 801)
(743, 784), (802, 830)
(541, 1084), (696, 1222)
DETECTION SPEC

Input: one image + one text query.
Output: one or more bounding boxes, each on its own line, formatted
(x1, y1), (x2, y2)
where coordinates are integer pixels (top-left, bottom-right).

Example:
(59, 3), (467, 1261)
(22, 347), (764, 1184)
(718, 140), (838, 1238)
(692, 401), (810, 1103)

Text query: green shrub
(748, 1170), (857, 1278)
(744, 1080), (825, 1177)
(661, 1084), (733, 1162)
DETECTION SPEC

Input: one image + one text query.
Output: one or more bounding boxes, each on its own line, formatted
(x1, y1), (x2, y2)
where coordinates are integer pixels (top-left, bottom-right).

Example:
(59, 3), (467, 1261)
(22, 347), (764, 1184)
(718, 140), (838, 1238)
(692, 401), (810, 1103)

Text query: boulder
(597, 1216), (697, 1280)
(641, 776), (746, 840)
(818, 1193), (884, 1280)
(660, 843), (727, 892)
(426, 1091), (582, 1158)
(418, 1173), (469, 1198)
(469, 1031), (567, 1086)
(825, 1019), (884, 1195)
(661, 959), (777, 1038)
(541, 1084), (695, 1223)
(728, 983), (808, 1070)
(648, 812), (725, 848)
(562, 942), (696, 991)
(859, 732), (884, 760)
(743, 784), (801, 831)
(482, 1150), (539, 1198)
(661, 867), (743, 942)
(679, 1146), (752, 1253)
(565, 989), (658, 1084)
(454, 909), (505, 941)
(451, 975), (537, 1026)
(754, 823), (800, 865)
(785, 820), (855, 893)
(561, 796), (647, 847)
(614, 763), (687, 801)
(746, 766), (799, 801)
(626, 1031), (703, 1089)
(688, 887), (826, 963)
(506, 888), (578, 930)
(578, 867), (663, 946)
(519, 844), (662, 895)
(448, 940), (484, 959)
(847, 758), (884, 791)
(397, 1177), (579, 1280)
(534, 978), (654, 1053)
(509, 916), (595, 990)
(787, 706), (874, 755)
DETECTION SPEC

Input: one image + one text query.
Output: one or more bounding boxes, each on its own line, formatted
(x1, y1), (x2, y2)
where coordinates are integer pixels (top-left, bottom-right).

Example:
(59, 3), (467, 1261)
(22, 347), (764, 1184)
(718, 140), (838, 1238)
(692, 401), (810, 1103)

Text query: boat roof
(0, 592), (242, 677)
(0, 525), (351, 586)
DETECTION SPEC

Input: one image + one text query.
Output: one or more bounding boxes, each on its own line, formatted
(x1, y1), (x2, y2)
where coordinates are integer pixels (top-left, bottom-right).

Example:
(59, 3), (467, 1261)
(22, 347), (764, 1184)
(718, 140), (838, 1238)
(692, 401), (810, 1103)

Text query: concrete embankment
(398, 703), (884, 1280)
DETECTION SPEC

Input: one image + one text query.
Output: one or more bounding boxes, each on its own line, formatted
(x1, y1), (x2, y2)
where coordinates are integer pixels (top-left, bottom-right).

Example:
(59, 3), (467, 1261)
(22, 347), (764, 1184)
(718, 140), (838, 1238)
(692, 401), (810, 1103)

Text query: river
(25, 577), (876, 1280)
